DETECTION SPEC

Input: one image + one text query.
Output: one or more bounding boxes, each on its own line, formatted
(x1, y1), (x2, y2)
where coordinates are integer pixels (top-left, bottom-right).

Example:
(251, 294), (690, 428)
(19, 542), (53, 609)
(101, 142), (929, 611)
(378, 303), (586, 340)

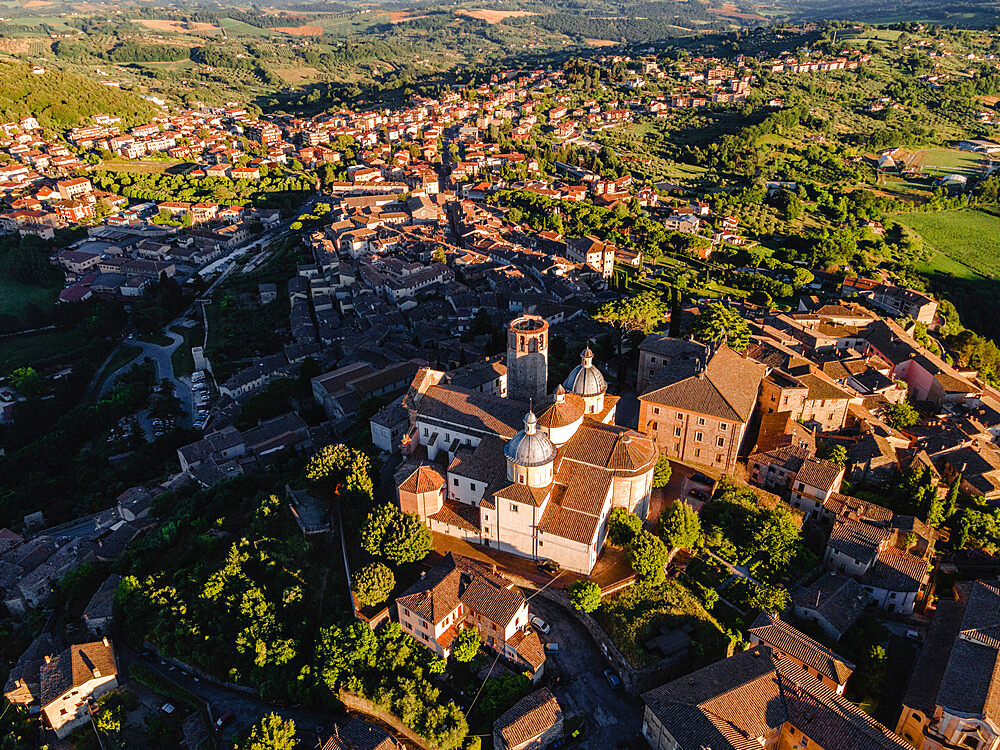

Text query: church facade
(390, 314), (657, 574)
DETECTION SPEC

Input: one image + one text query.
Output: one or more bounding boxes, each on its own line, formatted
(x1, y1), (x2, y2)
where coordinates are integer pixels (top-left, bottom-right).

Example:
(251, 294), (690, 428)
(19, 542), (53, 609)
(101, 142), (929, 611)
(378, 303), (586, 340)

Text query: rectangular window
(423, 427), (428, 436)
(694, 448), (701, 458)
(695, 432), (703, 443)
(510, 504), (518, 513)
(697, 417), (705, 426)
(720, 422), (728, 431)
(538, 540), (543, 547)
(652, 407), (660, 415)
(453, 478), (459, 486)
(470, 482), (476, 492)
(674, 426), (682, 437)
(717, 437), (725, 448)
(676, 412), (683, 420)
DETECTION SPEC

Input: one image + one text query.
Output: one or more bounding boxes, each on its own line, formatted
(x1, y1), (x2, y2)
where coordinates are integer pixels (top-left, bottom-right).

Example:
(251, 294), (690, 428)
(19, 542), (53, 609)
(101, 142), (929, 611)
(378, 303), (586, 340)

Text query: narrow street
(117, 642), (347, 747)
(528, 597), (643, 750)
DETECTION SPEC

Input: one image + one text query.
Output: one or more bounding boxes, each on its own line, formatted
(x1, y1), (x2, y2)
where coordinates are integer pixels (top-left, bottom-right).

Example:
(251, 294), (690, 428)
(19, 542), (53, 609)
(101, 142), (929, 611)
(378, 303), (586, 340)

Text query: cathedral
(391, 314), (657, 574)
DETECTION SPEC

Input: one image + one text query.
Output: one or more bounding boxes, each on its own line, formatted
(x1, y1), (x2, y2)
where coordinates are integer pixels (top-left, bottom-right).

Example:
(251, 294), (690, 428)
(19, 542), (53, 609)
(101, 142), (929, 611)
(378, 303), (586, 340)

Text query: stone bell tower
(506, 314), (548, 401)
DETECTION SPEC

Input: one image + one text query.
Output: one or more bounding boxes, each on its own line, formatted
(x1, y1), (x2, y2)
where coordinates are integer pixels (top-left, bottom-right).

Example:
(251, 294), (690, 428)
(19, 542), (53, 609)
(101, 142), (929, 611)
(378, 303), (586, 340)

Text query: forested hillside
(0, 62), (158, 130)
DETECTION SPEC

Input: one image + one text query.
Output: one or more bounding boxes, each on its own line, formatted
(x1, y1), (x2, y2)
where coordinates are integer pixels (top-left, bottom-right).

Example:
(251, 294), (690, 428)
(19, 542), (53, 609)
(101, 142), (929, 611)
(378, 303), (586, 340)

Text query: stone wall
(527, 586), (686, 696)
(338, 689), (435, 749)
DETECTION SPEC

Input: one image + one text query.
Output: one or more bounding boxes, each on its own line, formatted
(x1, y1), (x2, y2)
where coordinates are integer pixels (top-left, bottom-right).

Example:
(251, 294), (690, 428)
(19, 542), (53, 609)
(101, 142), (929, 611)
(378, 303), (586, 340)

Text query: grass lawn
(897, 208), (1000, 280)
(0, 329), (79, 371)
(94, 343), (142, 385)
(914, 148), (985, 177)
(594, 579), (728, 669)
(98, 158), (181, 175)
(0, 277), (56, 317)
(137, 333), (173, 347)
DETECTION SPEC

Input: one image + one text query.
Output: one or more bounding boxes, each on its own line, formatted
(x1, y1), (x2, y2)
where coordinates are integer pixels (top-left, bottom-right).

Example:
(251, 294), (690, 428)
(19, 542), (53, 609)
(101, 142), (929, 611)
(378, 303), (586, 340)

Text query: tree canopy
(659, 501), (701, 551)
(239, 713), (298, 750)
(352, 562), (395, 608)
(592, 291), (668, 354)
(567, 580), (602, 612)
(361, 503), (432, 565)
(688, 303), (750, 352)
(607, 507), (643, 547)
(626, 529), (669, 585)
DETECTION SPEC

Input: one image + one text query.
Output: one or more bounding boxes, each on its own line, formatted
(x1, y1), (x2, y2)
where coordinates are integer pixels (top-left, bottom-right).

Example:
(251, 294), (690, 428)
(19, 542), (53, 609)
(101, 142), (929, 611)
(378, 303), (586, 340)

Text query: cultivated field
(0, 276), (56, 317)
(585, 38), (619, 47)
(137, 19), (221, 34)
(898, 208), (1000, 280)
(456, 9), (537, 22)
(269, 24), (323, 35)
(274, 66), (321, 83)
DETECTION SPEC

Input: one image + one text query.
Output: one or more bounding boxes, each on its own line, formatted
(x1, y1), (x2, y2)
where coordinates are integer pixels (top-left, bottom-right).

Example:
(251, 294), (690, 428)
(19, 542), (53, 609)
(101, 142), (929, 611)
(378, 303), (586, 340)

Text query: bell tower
(506, 315), (548, 401)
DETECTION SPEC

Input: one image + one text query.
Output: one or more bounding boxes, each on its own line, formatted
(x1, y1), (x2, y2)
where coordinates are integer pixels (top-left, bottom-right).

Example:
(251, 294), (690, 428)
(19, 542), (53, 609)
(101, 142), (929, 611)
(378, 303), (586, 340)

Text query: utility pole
(87, 701), (107, 750)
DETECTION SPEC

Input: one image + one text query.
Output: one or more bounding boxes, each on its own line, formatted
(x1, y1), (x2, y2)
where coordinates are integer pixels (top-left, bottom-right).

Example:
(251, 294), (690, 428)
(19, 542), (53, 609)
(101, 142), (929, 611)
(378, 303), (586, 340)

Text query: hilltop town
(6, 12), (1000, 750)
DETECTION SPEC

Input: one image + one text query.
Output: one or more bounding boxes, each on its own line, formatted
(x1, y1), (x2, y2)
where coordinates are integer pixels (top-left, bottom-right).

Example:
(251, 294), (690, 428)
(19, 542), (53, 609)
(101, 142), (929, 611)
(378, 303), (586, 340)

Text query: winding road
(98, 329), (195, 422)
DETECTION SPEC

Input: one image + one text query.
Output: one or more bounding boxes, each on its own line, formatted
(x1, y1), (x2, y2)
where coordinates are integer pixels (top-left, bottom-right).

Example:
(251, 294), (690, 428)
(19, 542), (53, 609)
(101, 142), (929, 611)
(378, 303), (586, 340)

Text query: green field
(0, 329), (79, 372)
(897, 209), (1000, 280)
(0, 277), (57, 318)
(914, 148), (985, 178)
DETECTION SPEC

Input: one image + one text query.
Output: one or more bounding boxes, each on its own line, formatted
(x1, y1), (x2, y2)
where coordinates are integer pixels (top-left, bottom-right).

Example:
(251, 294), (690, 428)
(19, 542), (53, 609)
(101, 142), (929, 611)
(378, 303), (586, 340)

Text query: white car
(531, 616), (550, 635)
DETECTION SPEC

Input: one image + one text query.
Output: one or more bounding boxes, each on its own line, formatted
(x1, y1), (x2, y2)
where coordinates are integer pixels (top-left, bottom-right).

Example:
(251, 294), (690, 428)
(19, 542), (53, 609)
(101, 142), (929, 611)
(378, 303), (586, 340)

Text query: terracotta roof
(791, 573), (869, 638)
(537, 502), (602, 545)
(935, 581), (1000, 723)
(823, 493), (893, 524)
(40, 640), (117, 705)
(643, 645), (912, 750)
(641, 344), (766, 423)
(397, 461), (446, 494)
(559, 419), (656, 476)
(827, 519), (889, 564)
(460, 574), (524, 628)
(795, 457), (843, 491)
(494, 481), (550, 507)
(321, 717), (399, 750)
(494, 688), (562, 748)
(860, 546), (928, 593)
(429, 499), (480, 532)
(748, 614), (855, 685)
(536, 389), (585, 430)
(508, 628), (546, 671)
(418, 384), (523, 439)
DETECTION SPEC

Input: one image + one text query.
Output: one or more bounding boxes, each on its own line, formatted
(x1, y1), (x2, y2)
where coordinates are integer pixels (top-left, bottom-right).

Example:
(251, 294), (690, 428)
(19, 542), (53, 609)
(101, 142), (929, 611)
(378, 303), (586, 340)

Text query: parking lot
(528, 596), (643, 750)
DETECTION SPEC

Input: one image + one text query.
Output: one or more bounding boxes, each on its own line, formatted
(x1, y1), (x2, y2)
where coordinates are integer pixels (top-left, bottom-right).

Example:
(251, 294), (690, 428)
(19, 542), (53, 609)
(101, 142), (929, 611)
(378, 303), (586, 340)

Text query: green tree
(607, 506), (643, 547)
(746, 581), (789, 613)
(450, 627), (482, 663)
(626, 529), (669, 585)
(567, 580), (602, 612)
(240, 713), (298, 750)
(305, 444), (373, 501)
(884, 400), (919, 429)
(821, 444), (848, 466)
(688, 303), (751, 352)
(592, 291), (668, 359)
(431, 246), (447, 264)
(659, 501), (701, 550)
(361, 503), (432, 565)
(352, 562), (395, 608)
(652, 453), (672, 488)
(7, 366), (41, 396)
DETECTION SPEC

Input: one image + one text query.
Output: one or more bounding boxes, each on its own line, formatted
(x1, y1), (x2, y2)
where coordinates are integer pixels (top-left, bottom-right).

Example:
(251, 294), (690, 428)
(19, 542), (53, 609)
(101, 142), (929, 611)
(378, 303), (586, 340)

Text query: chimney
(43, 655), (51, 664)
(102, 637), (109, 648)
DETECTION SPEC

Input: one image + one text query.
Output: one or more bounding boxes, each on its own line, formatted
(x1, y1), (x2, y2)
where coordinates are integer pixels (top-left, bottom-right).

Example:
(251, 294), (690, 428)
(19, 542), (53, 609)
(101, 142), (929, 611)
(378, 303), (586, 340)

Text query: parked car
(690, 472), (714, 487)
(603, 669), (621, 689)
(543, 642), (559, 654)
(215, 712), (235, 731)
(531, 616), (551, 635)
(161, 704), (175, 714)
(537, 559), (560, 576)
(689, 489), (710, 502)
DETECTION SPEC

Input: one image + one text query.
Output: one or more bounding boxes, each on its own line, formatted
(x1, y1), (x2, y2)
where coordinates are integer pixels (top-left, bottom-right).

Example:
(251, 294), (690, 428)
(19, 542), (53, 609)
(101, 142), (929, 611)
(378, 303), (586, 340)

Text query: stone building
(389, 317), (657, 574)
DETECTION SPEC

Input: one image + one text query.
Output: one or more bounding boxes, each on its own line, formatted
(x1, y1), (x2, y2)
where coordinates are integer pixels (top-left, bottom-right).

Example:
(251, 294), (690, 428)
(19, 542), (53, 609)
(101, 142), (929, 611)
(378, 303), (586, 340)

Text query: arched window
(529, 338), (537, 353)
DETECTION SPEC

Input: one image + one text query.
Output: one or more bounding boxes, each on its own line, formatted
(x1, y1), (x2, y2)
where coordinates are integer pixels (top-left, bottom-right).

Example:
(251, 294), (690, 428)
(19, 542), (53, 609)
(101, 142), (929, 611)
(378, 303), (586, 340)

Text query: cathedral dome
(564, 346), (607, 398)
(504, 409), (557, 468)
